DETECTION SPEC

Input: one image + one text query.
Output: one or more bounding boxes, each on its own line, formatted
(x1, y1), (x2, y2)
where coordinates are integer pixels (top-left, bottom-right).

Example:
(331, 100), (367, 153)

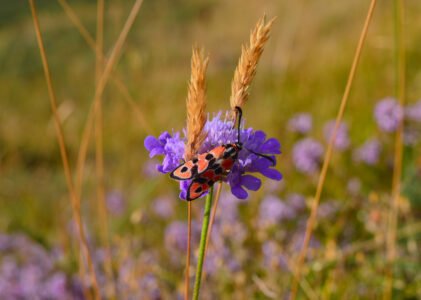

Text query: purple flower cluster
(0, 234), (83, 299)
(292, 138), (324, 174)
(258, 195), (295, 227)
(323, 120), (350, 150)
(288, 113), (312, 134)
(144, 112), (282, 200)
(374, 97), (404, 133)
(353, 138), (381, 165)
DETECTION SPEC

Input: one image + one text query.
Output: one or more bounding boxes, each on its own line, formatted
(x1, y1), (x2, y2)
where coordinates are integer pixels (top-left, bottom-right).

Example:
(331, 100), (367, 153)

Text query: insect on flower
(170, 107), (275, 201)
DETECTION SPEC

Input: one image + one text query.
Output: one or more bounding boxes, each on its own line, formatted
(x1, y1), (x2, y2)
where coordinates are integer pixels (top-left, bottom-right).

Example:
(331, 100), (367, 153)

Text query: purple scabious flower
(287, 113), (312, 134)
(323, 120), (350, 150)
(292, 138), (324, 174)
(144, 112), (282, 200)
(258, 195), (295, 227)
(144, 131), (185, 173)
(374, 97), (404, 133)
(353, 138), (381, 165)
(405, 100), (421, 122)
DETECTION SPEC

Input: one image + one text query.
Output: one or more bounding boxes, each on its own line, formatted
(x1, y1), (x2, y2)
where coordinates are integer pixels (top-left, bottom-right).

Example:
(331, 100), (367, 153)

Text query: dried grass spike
(185, 47), (209, 160)
(230, 16), (275, 114)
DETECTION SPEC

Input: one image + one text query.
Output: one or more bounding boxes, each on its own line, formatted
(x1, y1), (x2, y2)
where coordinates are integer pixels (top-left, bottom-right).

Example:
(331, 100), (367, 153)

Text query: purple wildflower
(288, 113), (312, 134)
(258, 195), (295, 227)
(405, 99), (421, 122)
(106, 190), (126, 216)
(152, 195), (174, 218)
(323, 120), (350, 150)
(292, 138), (324, 174)
(144, 131), (185, 173)
(144, 112), (282, 200)
(374, 97), (404, 132)
(262, 241), (288, 270)
(286, 193), (306, 211)
(353, 138), (381, 165)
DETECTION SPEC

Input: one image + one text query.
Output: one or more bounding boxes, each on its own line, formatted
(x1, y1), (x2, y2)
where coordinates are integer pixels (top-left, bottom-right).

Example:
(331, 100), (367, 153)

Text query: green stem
(192, 187), (214, 300)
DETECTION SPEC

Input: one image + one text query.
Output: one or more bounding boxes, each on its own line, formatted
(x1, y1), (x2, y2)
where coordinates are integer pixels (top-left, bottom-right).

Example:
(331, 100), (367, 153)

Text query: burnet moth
(170, 107), (275, 201)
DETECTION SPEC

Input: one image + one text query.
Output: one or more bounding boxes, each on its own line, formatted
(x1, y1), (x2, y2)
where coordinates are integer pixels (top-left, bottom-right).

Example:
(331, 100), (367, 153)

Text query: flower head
(144, 112), (282, 200)
(374, 97), (404, 133)
(323, 120), (350, 150)
(288, 113), (312, 134)
(353, 138), (381, 165)
(258, 195), (295, 227)
(292, 138), (324, 174)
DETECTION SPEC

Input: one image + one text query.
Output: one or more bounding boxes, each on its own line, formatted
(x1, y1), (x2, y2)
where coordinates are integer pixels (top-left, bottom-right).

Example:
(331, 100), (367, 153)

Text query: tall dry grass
(289, 1), (378, 298)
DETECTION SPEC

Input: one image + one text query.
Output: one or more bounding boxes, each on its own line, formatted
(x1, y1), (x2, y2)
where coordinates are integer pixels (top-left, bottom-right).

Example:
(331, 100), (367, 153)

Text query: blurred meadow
(1, 0), (421, 299)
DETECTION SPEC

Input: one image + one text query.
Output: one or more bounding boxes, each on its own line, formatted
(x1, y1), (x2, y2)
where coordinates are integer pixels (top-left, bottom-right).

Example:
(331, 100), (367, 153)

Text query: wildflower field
(1, 0), (421, 299)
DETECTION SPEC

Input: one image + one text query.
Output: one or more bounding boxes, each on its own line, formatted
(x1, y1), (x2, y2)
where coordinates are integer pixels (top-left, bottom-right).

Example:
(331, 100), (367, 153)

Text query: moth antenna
(245, 148), (276, 166)
(234, 106), (243, 144)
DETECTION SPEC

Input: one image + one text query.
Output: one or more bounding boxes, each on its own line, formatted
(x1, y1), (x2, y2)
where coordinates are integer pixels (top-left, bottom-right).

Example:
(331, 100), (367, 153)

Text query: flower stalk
(192, 187), (214, 300)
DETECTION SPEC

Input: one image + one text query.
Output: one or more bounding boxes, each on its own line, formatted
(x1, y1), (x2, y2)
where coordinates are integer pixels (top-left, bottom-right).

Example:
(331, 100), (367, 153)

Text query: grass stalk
(57, 0), (152, 134)
(28, 1), (100, 298)
(289, 0), (378, 298)
(204, 182), (223, 254)
(384, 0), (405, 298)
(74, 0), (144, 198)
(94, 0), (116, 298)
(192, 187), (214, 300)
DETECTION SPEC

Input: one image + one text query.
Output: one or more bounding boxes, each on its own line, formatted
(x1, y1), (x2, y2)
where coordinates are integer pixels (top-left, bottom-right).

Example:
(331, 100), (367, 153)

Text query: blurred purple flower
(152, 195), (174, 218)
(347, 177), (361, 196)
(262, 241), (288, 270)
(323, 120), (350, 150)
(144, 112), (282, 200)
(353, 138), (381, 165)
(292, 138), (324, 174)
(286, 193), (306, 211)
(106, 190), (126, 216)
(318, 201), (340, 218)
(164, 221), (200, 254)
(288, 113), (312, 134)
(259, 195), (295, 227)
(374, 97), (404, 133)
(405, 99), (421, 122)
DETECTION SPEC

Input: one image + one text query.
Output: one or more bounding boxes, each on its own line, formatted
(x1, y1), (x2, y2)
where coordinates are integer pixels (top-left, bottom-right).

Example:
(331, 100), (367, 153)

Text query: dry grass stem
(28, 0), (100, 298)
(384, 1), (405, 298)
(184, 47), (209, 300)
(229, 16), (275, 113)
(184, 47), (209, 160)
(74, 0), (144, 198)
(205, 182), (222, 254)
(57, 0), (153, 134)
(289, 1), (378, 299)
(94, 0), (115, 297)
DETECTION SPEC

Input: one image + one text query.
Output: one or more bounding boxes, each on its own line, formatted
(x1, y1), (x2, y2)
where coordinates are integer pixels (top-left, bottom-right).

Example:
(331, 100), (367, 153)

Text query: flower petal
(144, 136), (161, 152)
(149, 147), (165, 158)
(260, 168), (283, 181)
(230, 185), (248, 199)
(241, 175), (261, 191)
(260, 138), (281, 154)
